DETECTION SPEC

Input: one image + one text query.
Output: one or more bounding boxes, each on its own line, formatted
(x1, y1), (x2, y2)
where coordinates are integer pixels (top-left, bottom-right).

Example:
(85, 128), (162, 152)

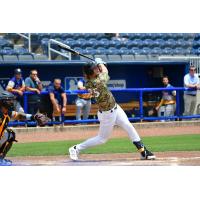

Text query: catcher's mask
(0, 91), (16, 110)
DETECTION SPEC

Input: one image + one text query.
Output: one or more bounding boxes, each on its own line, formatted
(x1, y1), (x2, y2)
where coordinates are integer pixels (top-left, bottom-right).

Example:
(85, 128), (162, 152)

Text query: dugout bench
(53, 101), (159, 118)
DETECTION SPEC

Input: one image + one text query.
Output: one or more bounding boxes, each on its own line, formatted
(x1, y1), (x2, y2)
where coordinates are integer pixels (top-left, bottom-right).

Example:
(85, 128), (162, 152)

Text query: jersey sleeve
(99, 72), (110, 83)
(25, 78), (31, 87)
(184, 75), (189, 86)
(7, 81), (15, 89)
(77, 80), (84, 89)
(47, 85), (54, 93)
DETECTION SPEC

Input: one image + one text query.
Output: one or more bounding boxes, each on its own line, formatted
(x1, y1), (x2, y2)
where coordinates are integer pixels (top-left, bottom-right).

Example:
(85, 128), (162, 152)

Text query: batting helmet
(82, 62), (97, 78)
(0, 91), (15, 110)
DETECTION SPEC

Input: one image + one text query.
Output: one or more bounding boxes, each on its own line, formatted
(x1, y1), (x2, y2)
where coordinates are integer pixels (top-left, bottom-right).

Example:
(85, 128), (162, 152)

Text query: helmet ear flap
(82, 62), (96, 79)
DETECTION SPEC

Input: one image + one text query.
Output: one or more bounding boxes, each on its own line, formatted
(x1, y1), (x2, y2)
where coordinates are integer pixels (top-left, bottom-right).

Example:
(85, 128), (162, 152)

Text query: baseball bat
(58, 44), (95, 61)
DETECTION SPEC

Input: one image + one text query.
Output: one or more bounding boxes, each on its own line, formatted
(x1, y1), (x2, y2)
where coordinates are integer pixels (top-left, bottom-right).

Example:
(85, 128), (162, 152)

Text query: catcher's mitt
(34, 113), (50, 126)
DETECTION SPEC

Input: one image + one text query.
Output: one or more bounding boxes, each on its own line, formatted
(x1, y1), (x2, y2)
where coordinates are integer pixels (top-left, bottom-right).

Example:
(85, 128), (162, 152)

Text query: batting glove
(95, 58), (106, 65)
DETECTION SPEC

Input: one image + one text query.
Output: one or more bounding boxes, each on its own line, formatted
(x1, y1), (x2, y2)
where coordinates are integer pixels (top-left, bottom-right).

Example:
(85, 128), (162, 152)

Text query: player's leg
(15, 100), (24, 113)
(183, 94), (192, 115)
(75, 98), (84, 120)
(165, 104), (174, 117)
(69, 110), (117, 160)
(158, 106), (165, 117)
(115, 105), (155, 160)
(82, 100), (91, 120)
(190, 96), (197, 115)
(0, 129), (17, 166)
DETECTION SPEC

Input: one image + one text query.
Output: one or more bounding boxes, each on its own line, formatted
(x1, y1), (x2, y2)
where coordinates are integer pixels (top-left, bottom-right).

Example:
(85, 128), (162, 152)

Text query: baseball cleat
(0, 158), (12, 166)
(140, 149), (156, 160)
(69, 145), (79, 161)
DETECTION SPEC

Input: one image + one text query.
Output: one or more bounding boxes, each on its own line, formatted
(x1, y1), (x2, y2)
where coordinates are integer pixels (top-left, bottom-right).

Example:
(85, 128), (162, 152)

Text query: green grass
(7, 134), (200, 157)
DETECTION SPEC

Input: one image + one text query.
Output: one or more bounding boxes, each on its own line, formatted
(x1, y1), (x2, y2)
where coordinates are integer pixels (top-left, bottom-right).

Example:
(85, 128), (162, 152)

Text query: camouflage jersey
(85, 72), (116, 111)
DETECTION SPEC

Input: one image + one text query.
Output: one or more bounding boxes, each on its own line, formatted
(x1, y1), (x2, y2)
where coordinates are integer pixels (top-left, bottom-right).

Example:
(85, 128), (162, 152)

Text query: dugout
(0, 60), (189, 116)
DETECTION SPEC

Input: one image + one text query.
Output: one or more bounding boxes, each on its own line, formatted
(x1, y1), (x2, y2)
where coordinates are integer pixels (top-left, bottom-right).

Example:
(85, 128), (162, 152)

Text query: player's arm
(12, 111), (49, 126)
(49, 93), (59, 108)
(98, 63), (108, 73)
(95, 58), (108, 74)
(184, 76), (198, 88)
(61, 93), (67, 108)
(6, 81), (23, 95)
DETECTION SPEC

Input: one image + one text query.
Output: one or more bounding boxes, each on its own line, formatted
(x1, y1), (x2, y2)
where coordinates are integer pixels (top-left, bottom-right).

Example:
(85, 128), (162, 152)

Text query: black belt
(79, 97), (91, 100)
(99, 105), (117, 113)
(186, 94), (196, 96)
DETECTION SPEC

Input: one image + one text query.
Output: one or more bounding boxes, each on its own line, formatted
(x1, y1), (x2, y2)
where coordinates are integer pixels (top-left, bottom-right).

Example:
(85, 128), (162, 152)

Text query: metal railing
(17, 33), (31, 52)
(8, 87), (200, 127)
(48, 39), (72, 60)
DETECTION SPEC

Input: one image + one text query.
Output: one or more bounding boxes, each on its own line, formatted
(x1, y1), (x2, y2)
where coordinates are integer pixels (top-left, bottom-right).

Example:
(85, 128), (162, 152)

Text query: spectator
(6, 68), (25, 113)
(76, 78), (91, 120)
(155, 76), (176, 119)
(183, 65), (200, 116)
(25, 69), (43, 115)
(48, 79), (67, 121)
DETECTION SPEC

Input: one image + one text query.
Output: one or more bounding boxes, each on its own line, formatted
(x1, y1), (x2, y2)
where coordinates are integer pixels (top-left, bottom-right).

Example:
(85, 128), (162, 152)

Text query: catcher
(0, 90), (49, 166)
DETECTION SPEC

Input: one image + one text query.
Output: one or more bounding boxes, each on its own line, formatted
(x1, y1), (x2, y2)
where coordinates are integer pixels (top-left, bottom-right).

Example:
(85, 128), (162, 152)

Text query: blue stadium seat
(151, 47), (162, 55)
(76, 38), (87, 48)
(74, 47), (84, 54)
(174, 47), (186, 55)
(162, 47), (173, 55)
(99, 38), (110, 48)
(141, 47), (151, 54)
(176, 39), (187, 48)
(132, 39), (144, 48)
(191, 48), (198, 55)
(86, 38), (99, 48)
(64, 38), (76, 48)
(131, 47), (142, 55)
(119, 47), (130, 55)
(14, 48), (30, 55)
(96, 33), (107, 40)
(84, 47), (96, 55)
(96, 47), (108, 55)
(154, 39), (165, 48)
(38, 33), (51, 40)
(120, 33), (132, 38)
(108, 47), (119, 55)
(143, 39), (154, 47)
(0, 48), (16, 55)
(165, 39), (177, 48)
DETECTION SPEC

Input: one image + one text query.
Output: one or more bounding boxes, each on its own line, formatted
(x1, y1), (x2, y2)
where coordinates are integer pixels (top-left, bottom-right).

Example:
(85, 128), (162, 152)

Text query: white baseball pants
(77, 104), (141, 151)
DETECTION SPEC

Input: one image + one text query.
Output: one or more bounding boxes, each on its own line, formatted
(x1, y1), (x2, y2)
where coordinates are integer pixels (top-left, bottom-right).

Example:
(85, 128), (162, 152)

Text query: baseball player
(0, 91), (49, 166)
(155, 76), (176, 119)
(69, 58), (155, 161)
(75, 78), (91, 120)
(6, 68), (25, 113)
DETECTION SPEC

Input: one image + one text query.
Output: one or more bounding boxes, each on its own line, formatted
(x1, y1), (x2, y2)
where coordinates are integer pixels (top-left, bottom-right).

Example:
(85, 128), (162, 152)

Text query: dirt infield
(15, 123), (200, 143)
(10, 152), (200, 166)
(9, 121), (200, 166)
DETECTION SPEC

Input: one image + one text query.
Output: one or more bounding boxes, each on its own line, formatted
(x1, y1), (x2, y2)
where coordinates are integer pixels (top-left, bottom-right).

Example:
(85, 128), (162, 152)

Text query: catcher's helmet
(0, 91), (15, 110)
(82, 62), (97, 78)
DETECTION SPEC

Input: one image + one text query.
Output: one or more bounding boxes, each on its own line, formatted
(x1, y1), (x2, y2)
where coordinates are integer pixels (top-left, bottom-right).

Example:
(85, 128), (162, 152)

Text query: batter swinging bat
(58, 44), (95, 61)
